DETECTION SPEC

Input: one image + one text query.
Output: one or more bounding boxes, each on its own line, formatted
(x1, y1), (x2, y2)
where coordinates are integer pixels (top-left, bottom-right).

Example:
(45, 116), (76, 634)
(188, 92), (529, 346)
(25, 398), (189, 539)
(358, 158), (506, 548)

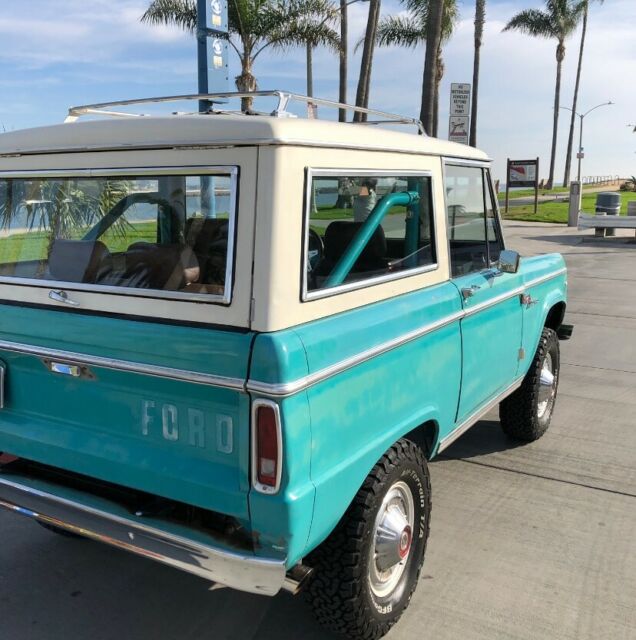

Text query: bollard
(568, 181), (581, 227)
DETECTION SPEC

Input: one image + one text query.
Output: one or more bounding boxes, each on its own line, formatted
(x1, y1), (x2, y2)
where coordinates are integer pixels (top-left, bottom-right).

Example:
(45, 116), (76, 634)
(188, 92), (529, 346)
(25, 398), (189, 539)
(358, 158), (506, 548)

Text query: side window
(305, 173), (436, 295)
(445, 164), (502, 277)
(484, 169), (503, 263)
(0, 173), (235, 299)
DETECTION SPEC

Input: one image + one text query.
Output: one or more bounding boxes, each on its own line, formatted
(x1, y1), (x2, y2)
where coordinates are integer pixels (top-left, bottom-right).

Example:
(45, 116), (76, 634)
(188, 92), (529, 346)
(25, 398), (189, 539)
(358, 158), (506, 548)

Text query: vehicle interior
(0, 176), (232, 296)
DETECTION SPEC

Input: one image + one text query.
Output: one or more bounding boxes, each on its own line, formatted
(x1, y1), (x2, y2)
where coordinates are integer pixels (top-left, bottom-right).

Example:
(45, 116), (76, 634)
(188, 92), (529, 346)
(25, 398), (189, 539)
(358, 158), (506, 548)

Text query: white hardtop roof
(0, 115), (489, 161)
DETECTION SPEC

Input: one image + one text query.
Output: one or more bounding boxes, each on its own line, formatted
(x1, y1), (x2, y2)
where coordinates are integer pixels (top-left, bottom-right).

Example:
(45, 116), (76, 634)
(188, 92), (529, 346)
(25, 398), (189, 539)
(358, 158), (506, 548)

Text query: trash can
(596, 192), (621, 236)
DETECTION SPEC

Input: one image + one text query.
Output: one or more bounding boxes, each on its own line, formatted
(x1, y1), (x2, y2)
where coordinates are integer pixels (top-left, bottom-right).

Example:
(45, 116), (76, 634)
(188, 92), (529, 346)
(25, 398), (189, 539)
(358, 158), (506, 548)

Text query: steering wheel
(307, 228), (324, 271)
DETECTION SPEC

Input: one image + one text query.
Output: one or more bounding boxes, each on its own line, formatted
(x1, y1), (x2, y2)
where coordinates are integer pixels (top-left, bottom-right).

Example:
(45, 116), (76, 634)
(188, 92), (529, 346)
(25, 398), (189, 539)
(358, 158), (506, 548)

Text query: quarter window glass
(445, 165), (492, 277)
(0, 173), (235, 298)
(305, 174), (436, 294)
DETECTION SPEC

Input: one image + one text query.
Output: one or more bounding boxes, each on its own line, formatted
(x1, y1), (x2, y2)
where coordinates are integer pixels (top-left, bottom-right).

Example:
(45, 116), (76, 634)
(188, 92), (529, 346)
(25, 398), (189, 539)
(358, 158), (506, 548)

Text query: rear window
(0, 170), (236, 301)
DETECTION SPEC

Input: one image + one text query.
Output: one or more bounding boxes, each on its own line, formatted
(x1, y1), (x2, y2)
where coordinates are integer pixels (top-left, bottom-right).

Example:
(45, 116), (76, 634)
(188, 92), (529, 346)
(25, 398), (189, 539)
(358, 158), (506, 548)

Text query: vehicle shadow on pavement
(440, 419), (523, 460)
(0, 515), (340, 640)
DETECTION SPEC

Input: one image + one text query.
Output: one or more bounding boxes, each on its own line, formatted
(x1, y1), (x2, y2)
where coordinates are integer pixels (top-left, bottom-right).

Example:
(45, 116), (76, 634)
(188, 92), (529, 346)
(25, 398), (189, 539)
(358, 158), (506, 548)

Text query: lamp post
(560, 101), (613, 183)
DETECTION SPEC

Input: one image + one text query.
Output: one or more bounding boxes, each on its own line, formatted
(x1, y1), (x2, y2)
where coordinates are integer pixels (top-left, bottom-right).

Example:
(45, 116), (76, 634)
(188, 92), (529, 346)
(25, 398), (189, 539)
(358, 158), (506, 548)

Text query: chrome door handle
(461, 285), (481, 300)
(49, 290), (80, 307)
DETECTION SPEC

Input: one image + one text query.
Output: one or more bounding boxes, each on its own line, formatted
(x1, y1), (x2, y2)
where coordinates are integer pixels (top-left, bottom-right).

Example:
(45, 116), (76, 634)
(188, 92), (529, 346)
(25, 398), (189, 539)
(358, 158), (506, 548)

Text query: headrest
(184, 218), (228, 252)
(49, 240), (111, 283)
(125, 243), (199, 290)
(323, 221), (387, 265)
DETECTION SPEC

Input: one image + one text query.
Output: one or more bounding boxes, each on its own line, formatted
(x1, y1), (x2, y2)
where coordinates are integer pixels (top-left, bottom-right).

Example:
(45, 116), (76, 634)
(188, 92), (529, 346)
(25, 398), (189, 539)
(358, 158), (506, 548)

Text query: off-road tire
(306, 439), (431, 640)
(500, 327), (560, 441)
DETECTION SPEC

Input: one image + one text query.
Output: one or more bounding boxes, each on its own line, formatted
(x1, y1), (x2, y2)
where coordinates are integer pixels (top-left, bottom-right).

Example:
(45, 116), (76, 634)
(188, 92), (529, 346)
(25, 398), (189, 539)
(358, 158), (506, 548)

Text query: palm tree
(469, 0), (485, 147)
(301, 12), (340, 100)
(374, 0), (458, 137)
(503, 0), (586, 189)
(420, 0), (445, 135)
(353, 0), (382, 122)
(562, 0), (603, 186)
(142, 0), (338, 112)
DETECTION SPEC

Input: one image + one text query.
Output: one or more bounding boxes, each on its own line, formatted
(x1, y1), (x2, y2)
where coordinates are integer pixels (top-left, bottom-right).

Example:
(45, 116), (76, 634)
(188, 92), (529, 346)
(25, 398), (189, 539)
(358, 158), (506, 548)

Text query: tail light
(252, 400), (282, 494)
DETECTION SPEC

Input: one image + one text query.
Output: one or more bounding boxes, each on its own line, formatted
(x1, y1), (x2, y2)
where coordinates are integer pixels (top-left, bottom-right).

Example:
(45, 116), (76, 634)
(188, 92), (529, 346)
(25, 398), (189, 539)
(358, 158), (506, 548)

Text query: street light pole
(560, 101), (613, 183)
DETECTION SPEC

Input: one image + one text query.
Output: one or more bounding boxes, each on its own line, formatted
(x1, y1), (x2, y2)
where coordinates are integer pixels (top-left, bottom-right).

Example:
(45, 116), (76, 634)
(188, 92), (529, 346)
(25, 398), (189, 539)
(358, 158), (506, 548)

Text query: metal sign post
(506, 158), (540, 215)
(197, 0), (229, 217)
(197, 0), (229, 113)
(448, 83), (471, 145)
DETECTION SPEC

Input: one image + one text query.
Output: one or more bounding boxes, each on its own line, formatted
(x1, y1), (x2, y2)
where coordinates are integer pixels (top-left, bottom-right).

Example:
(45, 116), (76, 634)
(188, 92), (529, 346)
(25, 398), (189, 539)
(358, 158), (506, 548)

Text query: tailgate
(0, 303), (253, 520)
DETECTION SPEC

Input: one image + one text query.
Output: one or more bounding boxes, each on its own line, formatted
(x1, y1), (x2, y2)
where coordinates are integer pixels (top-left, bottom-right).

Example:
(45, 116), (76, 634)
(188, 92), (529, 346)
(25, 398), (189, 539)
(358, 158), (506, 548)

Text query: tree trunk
(563, 4), (588, 186)
(306, 43), (314, 97)
(547, 41), (565, 190)
(433, 45), (444, 138)
(353, 0), (381, 122)
(235, 57), (257, 112)
(470, 0), (486, 147)
(339, 0), (348, 122)
(420, 0), (444, 134)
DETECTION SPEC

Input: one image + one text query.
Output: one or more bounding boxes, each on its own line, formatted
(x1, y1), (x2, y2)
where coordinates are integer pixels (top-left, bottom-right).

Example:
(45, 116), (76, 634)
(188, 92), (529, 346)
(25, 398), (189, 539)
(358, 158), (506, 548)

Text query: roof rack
(65, 90), (425, 135)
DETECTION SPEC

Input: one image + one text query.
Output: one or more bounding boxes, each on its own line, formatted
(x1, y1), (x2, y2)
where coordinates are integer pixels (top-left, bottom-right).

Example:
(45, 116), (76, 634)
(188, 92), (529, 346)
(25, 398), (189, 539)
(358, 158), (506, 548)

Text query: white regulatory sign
(450, 83), (471, 116)
(448, 116), (469, 145)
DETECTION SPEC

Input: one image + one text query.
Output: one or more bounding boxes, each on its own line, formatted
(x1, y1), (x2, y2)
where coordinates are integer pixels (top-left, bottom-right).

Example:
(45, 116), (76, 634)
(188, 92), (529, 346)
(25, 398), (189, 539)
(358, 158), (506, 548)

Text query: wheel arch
(544, 300), (566, 331)
(304, 409), (441, 558)
(402, 419), (440, 460)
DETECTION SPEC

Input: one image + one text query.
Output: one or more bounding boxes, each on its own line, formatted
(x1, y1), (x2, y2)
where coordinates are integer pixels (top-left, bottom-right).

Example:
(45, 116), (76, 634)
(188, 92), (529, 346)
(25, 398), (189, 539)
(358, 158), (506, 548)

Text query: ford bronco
(0, 92), (570, 639)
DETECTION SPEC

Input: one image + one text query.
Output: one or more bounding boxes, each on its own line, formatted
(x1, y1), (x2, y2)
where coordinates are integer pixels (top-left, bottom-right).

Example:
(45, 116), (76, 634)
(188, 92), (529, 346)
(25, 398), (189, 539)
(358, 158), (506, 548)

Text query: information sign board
(450, 83), (471, 116)
(448, 116), (469, 145)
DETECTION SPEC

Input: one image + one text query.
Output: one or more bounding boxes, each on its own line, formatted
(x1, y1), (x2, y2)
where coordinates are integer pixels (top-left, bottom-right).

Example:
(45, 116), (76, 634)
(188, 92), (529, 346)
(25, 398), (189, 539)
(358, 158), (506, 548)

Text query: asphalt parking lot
(0, 222), (634, 640)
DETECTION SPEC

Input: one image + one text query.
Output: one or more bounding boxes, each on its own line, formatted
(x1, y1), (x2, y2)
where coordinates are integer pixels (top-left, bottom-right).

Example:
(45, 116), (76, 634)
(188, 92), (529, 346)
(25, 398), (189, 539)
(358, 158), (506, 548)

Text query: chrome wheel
(369, 480), (415, 599)
(537, 352), (556, 419)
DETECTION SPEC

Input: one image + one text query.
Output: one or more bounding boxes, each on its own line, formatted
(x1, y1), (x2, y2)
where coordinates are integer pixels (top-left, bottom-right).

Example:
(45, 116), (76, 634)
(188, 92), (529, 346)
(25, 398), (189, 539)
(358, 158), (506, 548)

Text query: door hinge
(518, 347), (526, 360)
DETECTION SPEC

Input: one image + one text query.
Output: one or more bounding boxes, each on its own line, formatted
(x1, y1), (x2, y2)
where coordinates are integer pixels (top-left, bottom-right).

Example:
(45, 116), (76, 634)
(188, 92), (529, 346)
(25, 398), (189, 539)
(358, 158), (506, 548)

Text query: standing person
(353, 178), (378, 221)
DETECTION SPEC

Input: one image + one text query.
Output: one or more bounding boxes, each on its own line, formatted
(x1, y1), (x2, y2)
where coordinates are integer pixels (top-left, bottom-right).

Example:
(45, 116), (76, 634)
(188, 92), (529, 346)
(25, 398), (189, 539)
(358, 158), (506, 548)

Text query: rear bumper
(557, 323), (574, 340)
(0, 473), (287, 596)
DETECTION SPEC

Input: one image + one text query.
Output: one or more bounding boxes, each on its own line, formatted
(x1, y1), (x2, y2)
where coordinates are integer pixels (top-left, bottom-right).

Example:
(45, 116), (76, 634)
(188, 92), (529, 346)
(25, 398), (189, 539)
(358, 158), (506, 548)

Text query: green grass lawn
(501, 190), (636, 224)
(498, 184), (624, 202)
(312, 205), (407, 221)
(0, 220), (157, 263)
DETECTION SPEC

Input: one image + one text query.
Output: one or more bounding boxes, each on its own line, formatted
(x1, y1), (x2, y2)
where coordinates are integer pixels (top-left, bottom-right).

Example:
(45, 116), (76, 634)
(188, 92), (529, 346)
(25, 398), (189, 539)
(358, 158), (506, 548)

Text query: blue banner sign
(197, 0), (229, 97)
(207, 36), (229, 90)
(206, 0), (228, 32)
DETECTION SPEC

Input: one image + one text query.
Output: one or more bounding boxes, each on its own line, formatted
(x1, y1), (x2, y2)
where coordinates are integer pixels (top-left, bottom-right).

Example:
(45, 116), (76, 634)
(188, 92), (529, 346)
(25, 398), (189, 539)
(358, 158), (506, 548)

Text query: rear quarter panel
(293, 282), (462, 555)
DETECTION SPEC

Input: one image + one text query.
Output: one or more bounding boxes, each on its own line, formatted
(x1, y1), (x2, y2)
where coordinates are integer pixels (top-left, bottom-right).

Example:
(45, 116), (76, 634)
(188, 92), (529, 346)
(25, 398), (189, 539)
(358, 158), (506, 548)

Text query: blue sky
(0, 0), (634, 182)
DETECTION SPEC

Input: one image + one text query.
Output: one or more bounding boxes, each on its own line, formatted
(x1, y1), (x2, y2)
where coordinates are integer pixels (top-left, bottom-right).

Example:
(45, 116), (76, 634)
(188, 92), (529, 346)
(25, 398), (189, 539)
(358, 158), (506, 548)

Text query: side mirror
(498, 249), (521, 274)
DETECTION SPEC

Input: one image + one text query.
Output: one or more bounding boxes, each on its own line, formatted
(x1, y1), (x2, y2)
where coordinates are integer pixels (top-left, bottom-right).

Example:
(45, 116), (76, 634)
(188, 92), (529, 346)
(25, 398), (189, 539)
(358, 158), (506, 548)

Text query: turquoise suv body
(0, 94), (570, 639)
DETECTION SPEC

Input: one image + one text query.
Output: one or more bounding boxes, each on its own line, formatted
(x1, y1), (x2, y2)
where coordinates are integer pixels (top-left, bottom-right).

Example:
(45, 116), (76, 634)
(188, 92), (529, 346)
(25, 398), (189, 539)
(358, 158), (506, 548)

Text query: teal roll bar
(325, 190), (420, 288)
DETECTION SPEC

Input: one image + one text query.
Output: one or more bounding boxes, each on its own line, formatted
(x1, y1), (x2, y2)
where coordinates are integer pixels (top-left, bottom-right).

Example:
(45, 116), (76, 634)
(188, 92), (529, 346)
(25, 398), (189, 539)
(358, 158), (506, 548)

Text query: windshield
(0, 171), (236, 301)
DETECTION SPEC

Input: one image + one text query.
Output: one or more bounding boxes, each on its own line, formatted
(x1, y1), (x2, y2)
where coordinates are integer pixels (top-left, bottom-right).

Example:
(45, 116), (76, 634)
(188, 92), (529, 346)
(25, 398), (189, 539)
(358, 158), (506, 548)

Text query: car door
(445, 163), (523, 423)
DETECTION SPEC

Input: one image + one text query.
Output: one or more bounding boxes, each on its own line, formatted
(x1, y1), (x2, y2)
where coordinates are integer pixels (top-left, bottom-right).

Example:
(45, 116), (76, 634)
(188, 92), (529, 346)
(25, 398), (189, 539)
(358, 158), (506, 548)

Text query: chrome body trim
(0, 340), (246, 391)
(0, 166), (238, 307)
(301, 168), (439, 302)
(247, 310), (465, 397)
(248, 268), (567, 398)
(0, 474), (286, 596)
(251, 399), (284, 495)
(437, 377), (524, 453)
